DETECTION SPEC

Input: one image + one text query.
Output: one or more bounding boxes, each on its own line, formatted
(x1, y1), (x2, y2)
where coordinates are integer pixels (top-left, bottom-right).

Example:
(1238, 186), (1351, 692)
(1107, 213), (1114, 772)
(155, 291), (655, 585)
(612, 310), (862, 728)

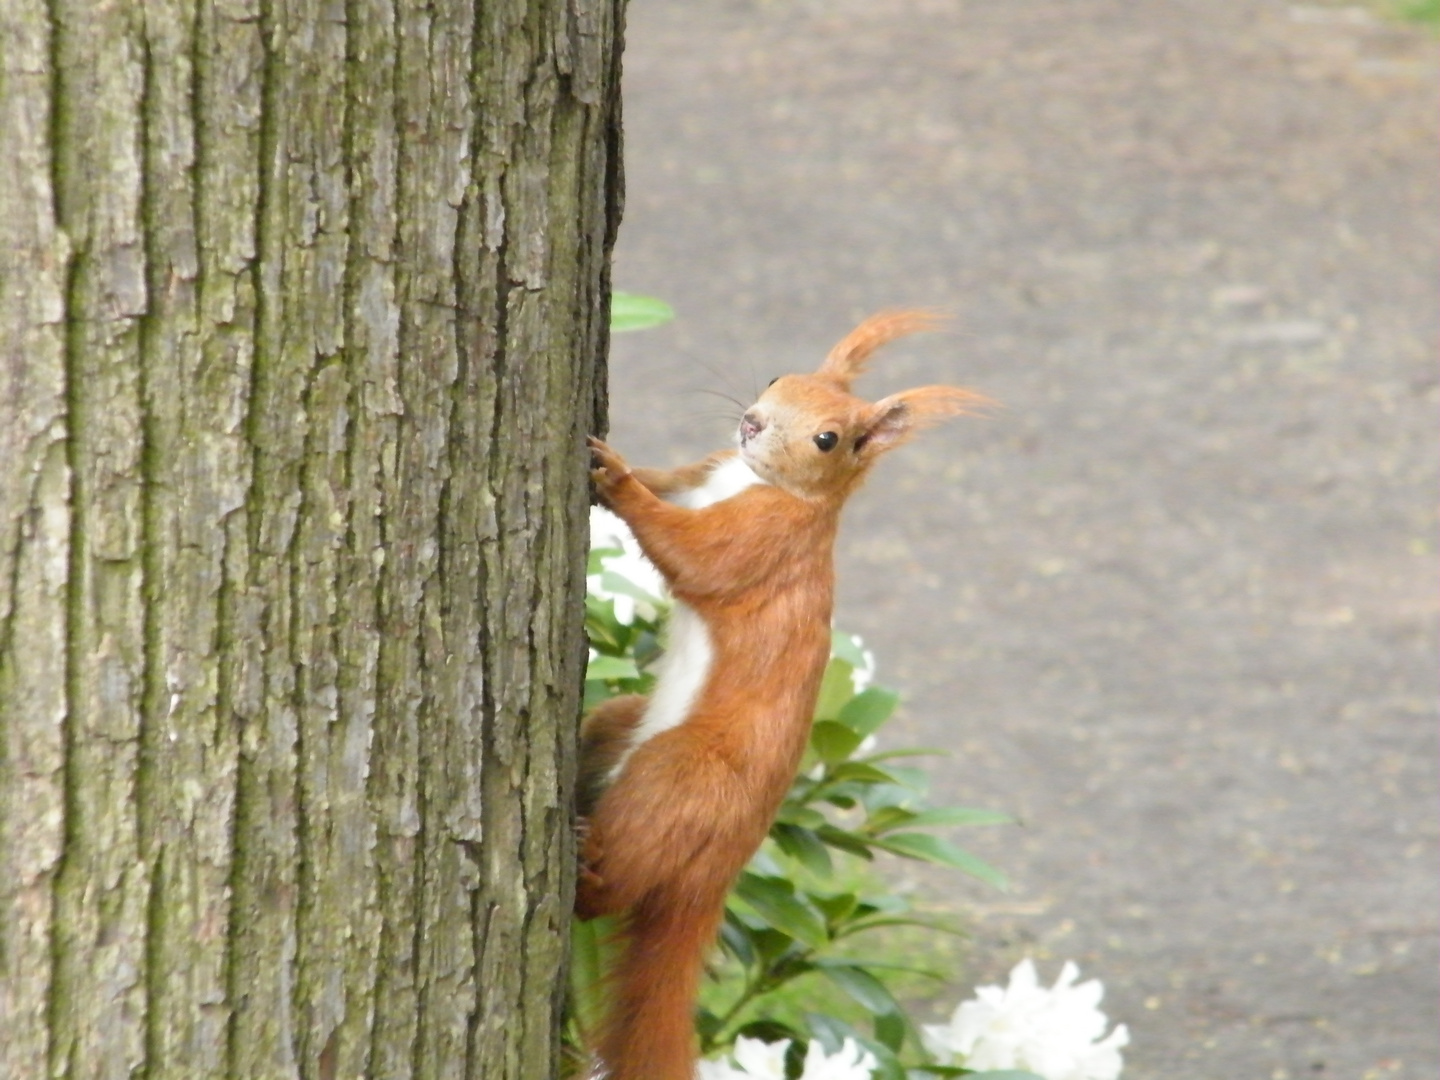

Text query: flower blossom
(696, 1035), (877, 1080)
(588, 506), (666, 624)
(922, 959), (1129, 1080)
(848, 636), (878, 693)
(696, 1035), (788, 1080)
(797, 1037), (877, 1080)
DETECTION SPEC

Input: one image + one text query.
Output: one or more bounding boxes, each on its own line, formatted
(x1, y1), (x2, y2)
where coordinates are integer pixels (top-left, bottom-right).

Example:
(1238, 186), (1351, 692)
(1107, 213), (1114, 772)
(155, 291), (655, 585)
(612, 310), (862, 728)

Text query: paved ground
(602, 2), (1438, 1077)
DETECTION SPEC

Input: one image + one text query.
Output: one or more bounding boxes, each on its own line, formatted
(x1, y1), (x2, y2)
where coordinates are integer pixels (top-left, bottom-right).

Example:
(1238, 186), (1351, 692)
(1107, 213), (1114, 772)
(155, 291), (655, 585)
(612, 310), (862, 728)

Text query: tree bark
(0, 0), (621, 1076)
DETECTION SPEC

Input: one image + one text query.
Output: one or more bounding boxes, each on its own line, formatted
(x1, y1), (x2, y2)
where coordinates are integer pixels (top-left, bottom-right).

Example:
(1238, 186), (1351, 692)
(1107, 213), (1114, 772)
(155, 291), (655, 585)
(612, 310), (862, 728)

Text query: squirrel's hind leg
(577, 693), (648, 817)
(576, 693), (648, 919)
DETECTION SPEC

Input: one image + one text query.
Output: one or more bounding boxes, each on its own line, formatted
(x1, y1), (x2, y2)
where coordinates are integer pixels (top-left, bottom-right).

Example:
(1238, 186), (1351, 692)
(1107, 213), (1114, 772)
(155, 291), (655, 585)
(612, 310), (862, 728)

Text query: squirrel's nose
(740, 411), (766, 442)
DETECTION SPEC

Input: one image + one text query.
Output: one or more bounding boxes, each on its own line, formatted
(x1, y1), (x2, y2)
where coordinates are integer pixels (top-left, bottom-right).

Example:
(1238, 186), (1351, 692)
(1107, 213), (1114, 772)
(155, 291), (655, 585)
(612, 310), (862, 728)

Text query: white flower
(736, 1037), (792, 1078)
(588, 505), (632, 553)
(799, 1037), (877, 1080)
(697, 1036), (789, 1080)
(697, 1036), (877, 1080)
(922, 959), (1129, 1080)
(848, 636), (877, 693)
(695, 1060), (744, 1080)
(588, 506), (666, 624)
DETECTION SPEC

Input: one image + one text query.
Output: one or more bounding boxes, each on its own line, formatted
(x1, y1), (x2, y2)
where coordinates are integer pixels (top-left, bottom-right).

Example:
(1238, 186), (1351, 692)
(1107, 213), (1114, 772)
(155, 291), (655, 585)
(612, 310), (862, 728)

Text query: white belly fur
(611, 598), (712, 780)
(673, 455), (763, 510)
(607, 454), (764, 781)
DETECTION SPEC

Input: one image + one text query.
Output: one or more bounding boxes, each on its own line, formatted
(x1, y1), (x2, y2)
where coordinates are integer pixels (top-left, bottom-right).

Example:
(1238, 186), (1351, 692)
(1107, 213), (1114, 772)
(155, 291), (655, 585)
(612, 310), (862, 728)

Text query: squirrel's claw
(587, 436), (632, 503)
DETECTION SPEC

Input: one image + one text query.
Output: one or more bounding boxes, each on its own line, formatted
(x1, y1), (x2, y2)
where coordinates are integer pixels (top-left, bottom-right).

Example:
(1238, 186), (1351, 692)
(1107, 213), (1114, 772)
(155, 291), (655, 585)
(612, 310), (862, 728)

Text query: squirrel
(576, 310), (988, 1080)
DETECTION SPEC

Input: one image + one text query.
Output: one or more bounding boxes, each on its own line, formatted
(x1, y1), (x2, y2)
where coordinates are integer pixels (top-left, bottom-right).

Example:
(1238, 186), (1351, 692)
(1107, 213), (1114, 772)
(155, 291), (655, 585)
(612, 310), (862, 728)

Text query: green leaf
(814, 960), (904, 1016)
(865, 805), (1013, 834)
(838, 687), (900, 736)
(746, 847), (784, 878)
(718, 912), (758, 967)
(584, 596), (624, 643)
(838, 913), (968, 939)
(809, 890), (859, 926)
(900, 806), (1013, 829)
(825, 761), (902, 786)
(804, 1014), (867, 1057)
(879, 764), (930, 792)
(863, 806), (918, 833)
(871, 1045), (908, 1080)
(733, 1017), (806, 1049)
(694, 1005), (724, 1045)
(804, 1023), (908, 1080)
(850, 892), (908, 918)
(874, 1010), (907, 1053)
(772, 823), (834, 877)
(582, 680), (617, 712)
(750, 926), (806, 968)
(814, 658), (856, 720)
(587, 548), (614, 575)
(820, 956), (946, 981)
(731, 873), (829, 949)
(585, 654), (640, 681)
(810, 719), (864, 764)
(866, 747), (946, 761)
(830, 630), (871, 669)
(814, 824), (876, 859)
(569, 916), (621, 1036)
(912, 1070), (1047, 1080)
(610, 292), (675, 331)
(773, 804), (828, 829)
(598, 569), (664, 608)
(822, 1025), (906, 1080)
(856, 782), (920, 815)
(857, 779), (928, 815)
(871, 833), (1008, 889)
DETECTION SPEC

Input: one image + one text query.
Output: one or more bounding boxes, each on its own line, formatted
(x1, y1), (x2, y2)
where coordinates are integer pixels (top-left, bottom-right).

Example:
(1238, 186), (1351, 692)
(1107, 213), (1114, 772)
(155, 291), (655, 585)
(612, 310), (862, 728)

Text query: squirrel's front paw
(587, 436), (633, 504)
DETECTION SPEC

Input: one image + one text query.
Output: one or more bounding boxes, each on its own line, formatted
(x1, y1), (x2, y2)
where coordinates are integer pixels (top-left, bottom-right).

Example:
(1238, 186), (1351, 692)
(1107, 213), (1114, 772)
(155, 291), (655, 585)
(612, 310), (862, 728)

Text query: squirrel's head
(736, 310), (990, 501)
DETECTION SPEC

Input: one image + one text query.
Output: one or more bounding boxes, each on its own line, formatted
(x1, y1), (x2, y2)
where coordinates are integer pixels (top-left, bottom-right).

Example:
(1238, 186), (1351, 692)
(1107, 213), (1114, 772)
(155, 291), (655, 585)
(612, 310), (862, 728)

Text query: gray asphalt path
(603, 2), (1439, 1077)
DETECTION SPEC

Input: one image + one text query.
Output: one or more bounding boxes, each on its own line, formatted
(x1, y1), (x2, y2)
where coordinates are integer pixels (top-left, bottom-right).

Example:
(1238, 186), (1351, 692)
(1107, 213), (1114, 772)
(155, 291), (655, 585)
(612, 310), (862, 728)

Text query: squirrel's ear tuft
(817, 310), (948, 389)
(856, 385), (993, 455)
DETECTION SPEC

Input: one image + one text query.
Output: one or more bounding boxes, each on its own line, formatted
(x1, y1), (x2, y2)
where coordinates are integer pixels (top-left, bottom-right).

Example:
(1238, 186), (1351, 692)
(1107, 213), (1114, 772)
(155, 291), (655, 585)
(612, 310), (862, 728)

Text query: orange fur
(576, 694), (648, 820)
(630, 450), (738, 499)
(576, 310), (986, 1080)
(817, 309), (948, 388)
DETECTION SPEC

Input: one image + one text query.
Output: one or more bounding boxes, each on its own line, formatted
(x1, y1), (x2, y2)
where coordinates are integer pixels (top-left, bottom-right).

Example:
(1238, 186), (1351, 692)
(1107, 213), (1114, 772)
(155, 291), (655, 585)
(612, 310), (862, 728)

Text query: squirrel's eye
(813, 431), (839, 452)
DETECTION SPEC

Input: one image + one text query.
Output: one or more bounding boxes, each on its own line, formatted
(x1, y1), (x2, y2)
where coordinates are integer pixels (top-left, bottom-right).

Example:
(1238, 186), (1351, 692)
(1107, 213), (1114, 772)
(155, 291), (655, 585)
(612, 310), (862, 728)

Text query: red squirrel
(576, 311), (987, 1080)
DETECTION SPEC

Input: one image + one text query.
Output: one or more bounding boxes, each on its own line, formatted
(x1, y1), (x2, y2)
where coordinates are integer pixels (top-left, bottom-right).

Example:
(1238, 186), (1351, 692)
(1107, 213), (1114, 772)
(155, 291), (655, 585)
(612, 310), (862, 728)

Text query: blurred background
(602, 1), (1438, 1077)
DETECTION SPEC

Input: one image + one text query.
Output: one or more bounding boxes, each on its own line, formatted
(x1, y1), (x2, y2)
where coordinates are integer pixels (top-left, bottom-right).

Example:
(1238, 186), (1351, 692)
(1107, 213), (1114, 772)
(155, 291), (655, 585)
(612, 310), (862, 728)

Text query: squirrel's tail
(596, 889), (725, 1080)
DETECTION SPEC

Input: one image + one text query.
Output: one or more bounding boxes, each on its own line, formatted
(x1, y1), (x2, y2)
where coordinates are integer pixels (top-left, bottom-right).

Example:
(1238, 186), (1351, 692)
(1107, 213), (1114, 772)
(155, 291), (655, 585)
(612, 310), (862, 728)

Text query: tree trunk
(0, 0), (621, 1075)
